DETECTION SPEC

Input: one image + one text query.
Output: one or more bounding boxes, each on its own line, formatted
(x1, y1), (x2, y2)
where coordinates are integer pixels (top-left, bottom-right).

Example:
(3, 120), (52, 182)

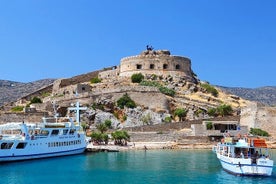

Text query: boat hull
(0, 147), (86, 162)
(218, 154), (273, 176)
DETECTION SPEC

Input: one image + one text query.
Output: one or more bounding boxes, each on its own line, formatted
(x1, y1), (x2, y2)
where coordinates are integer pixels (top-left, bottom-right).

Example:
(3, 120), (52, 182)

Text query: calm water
(0, 150), (275, 184)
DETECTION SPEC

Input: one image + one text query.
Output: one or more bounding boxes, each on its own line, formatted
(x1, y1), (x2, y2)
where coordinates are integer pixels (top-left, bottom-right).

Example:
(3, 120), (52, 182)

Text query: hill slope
(0, 79), (55, 106)
(218, 86), (276, 106)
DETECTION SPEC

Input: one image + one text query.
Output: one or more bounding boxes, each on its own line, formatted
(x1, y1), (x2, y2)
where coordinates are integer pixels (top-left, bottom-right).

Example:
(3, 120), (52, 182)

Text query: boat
(0, 101), (90, 162)
(215, 135), (274, 176)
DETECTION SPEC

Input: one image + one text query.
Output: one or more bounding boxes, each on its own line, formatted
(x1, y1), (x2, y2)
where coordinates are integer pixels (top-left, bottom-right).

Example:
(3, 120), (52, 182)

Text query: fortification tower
(119, 49), (195, 82)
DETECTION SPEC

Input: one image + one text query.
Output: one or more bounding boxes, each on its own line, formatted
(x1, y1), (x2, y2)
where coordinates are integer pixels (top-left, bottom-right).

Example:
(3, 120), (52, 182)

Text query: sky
(0, 0), (275, 88)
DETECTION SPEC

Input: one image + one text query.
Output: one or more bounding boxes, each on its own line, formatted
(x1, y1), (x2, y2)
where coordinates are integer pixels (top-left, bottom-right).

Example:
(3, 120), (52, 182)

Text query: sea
(0, 150), (275, 184)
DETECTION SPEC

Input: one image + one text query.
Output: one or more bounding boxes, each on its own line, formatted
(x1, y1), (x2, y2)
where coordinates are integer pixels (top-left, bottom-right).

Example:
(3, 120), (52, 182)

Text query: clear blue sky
(0, 0), (275, 88)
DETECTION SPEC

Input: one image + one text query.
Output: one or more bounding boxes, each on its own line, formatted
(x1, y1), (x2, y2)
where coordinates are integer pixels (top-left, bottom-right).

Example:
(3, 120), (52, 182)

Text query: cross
(68, 101), (87, 125)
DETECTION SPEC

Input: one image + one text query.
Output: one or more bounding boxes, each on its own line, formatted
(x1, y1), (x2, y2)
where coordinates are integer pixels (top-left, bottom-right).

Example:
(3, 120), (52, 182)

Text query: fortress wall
(0, 112), (47, 124)
(119, 53), (193, 79)
(99, 68), (119, 79)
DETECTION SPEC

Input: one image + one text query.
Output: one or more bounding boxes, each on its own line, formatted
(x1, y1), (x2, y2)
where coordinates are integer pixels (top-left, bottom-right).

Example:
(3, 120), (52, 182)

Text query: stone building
(99, 49), (196, 83)
(119, 49), (195, 81)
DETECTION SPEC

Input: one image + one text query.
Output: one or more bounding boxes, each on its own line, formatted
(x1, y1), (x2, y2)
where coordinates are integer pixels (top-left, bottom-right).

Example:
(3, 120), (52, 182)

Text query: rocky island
(1, 48), (276, 149)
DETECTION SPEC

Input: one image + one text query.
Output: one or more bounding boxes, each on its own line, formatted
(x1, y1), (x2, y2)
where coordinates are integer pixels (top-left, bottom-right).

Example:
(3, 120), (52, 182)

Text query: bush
(11, 106), (24, 112)
(104, 119), (112, 129)
(207, 108), (217, 116)
(131, 73), (144, 83)
(250, 128), (269, 137)
(207, 104), (233, 117)
(206, 121), (213, 130)
(217, 104), (233, 116)
(164, 116), (172, 123)
(30, 96), (42, 104)
(140, 80), (176, 97)
(90, 77), (102, 84)
(117, 93), (136, 109)
(201, 83), (218, 97)
(174, 108), (188, 121)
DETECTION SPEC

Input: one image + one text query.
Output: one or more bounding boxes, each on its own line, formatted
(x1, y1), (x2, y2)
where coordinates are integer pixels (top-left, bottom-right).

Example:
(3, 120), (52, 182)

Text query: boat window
(40, 130), (49, 136)
(1, 142), (14, 149)
(69, 129), (75, 135)
(16, 142), (27, 149)
(51, 129), (59, 136)
(63, 129), (69, 135)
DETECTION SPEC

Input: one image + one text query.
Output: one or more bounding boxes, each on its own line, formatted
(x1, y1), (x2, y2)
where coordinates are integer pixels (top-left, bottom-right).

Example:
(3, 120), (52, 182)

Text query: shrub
(30, 96), (42, 104)
(159, 86), (176, 97)
(164, 116), (172, 123)
(140, 80), (175, 97)
(90, 77), (102, 84)
(131, 73), (144, 83)
(217, 104), (233, 116)
(96, 123), (108, 133)
(141, 113), (151, 125)
(117, 93), (136, 109)
(207, 104), (233, 117)
(201, 83), (218, 97)
(11, 106), (24, 112)
(207, 108), (217, 116)
(206, 121), (213, 130)
(104, 119), (112, 129)
(250, 128), (269, 137)
(174, 108), (188, 121)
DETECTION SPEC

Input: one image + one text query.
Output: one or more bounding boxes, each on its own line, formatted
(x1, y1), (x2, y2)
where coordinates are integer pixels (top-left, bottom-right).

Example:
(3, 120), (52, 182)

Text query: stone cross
(68, 101), (87, 125)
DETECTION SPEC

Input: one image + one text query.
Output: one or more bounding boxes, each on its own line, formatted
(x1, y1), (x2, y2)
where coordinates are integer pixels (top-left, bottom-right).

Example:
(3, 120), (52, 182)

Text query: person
(144, 145), (148, 151)
(255, 151), (259, 158)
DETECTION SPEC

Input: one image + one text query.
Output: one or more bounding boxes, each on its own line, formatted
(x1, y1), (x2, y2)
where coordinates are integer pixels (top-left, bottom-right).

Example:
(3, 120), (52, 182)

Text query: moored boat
(0, 101), (89, 162)
(215, 135), (274, 176)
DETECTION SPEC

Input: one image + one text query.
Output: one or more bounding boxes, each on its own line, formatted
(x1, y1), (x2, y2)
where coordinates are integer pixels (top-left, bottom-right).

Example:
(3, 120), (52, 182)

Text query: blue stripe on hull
(0, 147), (86, 162)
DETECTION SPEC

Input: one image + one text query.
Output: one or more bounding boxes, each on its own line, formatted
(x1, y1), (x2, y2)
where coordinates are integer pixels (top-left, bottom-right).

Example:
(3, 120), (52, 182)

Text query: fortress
(99, 48), (196, 83)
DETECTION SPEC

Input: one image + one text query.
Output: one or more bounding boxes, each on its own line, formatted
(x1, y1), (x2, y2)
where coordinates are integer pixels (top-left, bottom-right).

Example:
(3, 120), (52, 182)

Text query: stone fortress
(99, 46), (196, 83)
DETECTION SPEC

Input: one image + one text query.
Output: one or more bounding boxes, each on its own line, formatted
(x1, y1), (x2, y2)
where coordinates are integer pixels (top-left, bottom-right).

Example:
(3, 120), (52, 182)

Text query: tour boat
(215, 136), (274, 176)
(0, 102), (90, 162)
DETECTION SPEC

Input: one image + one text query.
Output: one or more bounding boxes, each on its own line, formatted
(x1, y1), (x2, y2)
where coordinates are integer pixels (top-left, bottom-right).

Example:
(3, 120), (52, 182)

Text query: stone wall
(119, 50), (195, 82)
(240, 102), (276, 137)
(0, 112), (47, 124)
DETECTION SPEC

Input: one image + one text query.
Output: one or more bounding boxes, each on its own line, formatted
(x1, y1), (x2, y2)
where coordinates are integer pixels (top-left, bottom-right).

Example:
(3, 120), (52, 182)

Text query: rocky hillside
(218, 86), (276, 106)
(0, 79), (55, 106)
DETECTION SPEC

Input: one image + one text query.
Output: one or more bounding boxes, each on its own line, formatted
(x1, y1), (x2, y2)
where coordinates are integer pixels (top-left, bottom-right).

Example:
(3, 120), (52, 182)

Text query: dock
(86, 144), (120, 152)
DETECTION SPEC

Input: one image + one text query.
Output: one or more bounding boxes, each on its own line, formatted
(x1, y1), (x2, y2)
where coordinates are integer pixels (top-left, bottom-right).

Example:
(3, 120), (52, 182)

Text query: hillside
(0, 79), (55, 106)
(218, 86), (276, 106)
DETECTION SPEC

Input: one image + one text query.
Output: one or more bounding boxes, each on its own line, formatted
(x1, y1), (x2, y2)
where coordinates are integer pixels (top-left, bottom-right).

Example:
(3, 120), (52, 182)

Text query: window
(136, 64), (142, 69)
(51, 129), (59, 136)
(40, 130), (49, 136)
(63, 129), (69, 135)
(69, 129), (75, 135)
(1, 142), (14, 149)
(150, 64), (155, 69)
(163, 64), (168, 69)
(175, 64), (180, 70)
(16, 142), (27, 149)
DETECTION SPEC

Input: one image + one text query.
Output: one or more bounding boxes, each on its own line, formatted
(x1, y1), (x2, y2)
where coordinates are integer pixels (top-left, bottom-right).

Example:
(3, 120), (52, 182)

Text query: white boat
(215, 136), (274, 176)
(0, 102), (90, 162)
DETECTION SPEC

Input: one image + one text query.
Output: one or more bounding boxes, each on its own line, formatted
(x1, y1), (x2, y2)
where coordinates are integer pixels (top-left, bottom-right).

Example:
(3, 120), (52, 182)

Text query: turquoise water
(0, 150), (275, 184)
